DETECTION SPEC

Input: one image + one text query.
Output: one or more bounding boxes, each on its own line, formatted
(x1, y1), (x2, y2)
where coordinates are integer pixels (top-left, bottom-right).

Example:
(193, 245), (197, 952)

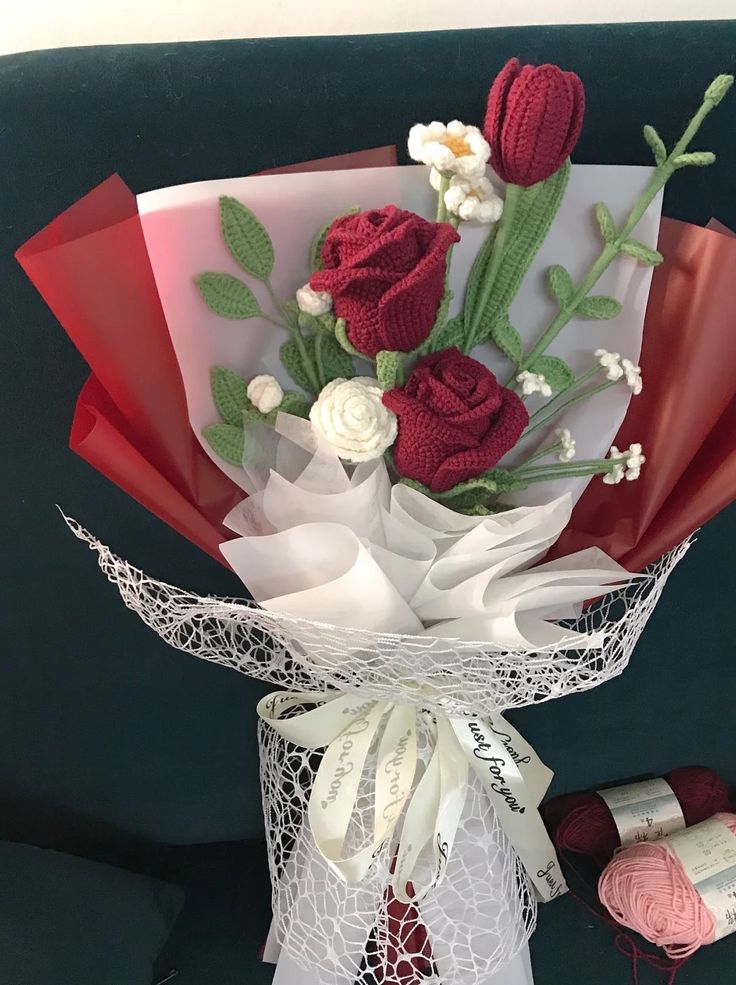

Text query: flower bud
(704, 74), (734, 106)
(484, 58), (585, 187)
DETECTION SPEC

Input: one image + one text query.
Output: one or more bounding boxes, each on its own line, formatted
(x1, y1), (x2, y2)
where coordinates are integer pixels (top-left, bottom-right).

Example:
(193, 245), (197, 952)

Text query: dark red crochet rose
(309, 205), (459, 358)
(382, 348), (528, 493)
(484, 58), (585, 187)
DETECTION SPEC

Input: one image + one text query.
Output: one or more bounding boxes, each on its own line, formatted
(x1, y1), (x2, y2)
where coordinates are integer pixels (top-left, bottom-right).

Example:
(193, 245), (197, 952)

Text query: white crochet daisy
(408, 120), (490, 180)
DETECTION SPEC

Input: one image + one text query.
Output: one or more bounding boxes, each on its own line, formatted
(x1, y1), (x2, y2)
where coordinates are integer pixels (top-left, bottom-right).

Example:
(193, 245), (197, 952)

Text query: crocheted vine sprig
(195, 197), (362, 464)
(505, 73), (734, 395)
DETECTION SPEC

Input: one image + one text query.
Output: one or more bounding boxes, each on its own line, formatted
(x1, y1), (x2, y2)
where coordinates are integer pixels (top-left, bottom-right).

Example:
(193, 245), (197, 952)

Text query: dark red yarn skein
(544, 767), (732, 866)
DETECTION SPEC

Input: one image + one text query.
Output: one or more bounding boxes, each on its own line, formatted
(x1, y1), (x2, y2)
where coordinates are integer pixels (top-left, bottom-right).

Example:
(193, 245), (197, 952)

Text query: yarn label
(666, 817), (736, 941)
(598, 778), (685, 847)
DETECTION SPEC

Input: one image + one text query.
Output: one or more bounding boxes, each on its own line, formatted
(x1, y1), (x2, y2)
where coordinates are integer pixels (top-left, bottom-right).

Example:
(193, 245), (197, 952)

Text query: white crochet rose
(296, 283), (332, 316)
(309, 377), (397, 463)
(247, 374), (284, 414)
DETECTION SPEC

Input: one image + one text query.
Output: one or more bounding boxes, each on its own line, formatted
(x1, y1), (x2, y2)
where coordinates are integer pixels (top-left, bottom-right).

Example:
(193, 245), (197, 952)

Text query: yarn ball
(544, 767), (732, 866)
(598, 812), (736, 958)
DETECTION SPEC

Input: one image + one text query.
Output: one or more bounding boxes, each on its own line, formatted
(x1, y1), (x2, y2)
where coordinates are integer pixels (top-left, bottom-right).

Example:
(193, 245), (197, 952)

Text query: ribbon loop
(257, 690), (566, 902)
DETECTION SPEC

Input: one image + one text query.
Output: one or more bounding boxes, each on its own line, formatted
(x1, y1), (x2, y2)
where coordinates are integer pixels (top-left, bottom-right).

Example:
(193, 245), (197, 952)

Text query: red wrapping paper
(16, 147), (397, 564)
(550, 217), (736, 571)
(17, 165), (736, 985)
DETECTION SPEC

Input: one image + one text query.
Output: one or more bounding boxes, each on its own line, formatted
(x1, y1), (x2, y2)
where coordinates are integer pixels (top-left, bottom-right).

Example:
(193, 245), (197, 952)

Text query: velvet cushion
(0, 840), (183, 985)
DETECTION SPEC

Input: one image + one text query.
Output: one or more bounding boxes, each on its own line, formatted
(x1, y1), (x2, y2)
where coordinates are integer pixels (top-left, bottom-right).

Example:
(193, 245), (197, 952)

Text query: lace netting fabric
(67, 518), (691, 985)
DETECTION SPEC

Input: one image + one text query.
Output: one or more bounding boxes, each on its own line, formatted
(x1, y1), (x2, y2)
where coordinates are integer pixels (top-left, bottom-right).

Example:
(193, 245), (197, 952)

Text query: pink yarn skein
(599, 812), (736, 959)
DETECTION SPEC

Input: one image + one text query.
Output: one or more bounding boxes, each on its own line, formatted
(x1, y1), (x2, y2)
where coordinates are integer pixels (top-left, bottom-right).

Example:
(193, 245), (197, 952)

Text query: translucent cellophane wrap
(65, 518), (690, 984)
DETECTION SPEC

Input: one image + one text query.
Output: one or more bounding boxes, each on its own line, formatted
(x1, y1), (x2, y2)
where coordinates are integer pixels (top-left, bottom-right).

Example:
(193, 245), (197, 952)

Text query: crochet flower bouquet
(17, 59), (736, 985)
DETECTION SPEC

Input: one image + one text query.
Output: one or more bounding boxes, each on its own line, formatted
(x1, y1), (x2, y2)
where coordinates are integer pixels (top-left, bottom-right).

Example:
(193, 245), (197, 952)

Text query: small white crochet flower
(296, 283), (332, 316)
(309, 377), (397, 463)
(517, 371), (553, 398)
(603, 443), (646, 484)
(408, 120), (490, 180)
(246, 374), (284, 415)
(621, 358), (643, 395)
(595, 350), (643, 395)
(623, 442), (646, 479)
(595, 349), (625, 381)
(429, 168), (503, 224)
(555, 428), (576, 462)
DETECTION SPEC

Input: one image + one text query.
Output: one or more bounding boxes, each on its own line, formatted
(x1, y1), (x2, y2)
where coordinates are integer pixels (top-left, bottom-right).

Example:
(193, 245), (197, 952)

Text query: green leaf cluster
(204, 366), (311, 466)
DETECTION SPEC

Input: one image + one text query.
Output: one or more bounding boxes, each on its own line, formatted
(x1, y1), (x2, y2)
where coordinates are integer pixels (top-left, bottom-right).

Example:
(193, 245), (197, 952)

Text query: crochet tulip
(484, 58), (585, 187)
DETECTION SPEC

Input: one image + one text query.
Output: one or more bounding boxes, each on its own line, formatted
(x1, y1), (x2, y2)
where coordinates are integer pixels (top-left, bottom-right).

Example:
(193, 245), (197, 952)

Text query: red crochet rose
(309, 206), (459, 358)
(484, 58), (585, 187)
(383, 348), (529, 492)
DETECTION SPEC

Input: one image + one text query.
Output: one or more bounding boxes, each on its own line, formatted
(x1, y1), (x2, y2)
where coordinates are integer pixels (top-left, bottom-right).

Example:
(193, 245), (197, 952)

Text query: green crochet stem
(436, 174), (450, 223)
(510, 458), (618, 484)
(464, 182), (523, 350)
(292, 320), (320, 394)
(263, 279), (324, 394)
(526, 364), (601, 421)
(523, 380), (617, 439)
(313, 332), (328, 390)
(518, 75), (733, 372)
(517, 440), (564, 467)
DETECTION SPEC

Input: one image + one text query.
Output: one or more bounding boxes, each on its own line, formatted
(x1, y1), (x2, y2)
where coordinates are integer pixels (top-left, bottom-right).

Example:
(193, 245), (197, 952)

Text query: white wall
(2, 0), (731, 56)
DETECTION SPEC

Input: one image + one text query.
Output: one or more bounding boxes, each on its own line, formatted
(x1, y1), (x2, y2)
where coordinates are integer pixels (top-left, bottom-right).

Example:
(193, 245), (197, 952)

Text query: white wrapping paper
(137, 164), (662, 508)
(219, 415), (640, 649)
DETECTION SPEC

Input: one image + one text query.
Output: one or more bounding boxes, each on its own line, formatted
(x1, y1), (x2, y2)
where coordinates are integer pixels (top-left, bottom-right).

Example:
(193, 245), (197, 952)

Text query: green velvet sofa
(1, 20), (735, 985)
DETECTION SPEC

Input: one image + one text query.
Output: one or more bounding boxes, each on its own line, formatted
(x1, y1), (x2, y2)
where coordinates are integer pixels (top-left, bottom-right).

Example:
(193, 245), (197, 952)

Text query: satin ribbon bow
(257, 690), (567, 903)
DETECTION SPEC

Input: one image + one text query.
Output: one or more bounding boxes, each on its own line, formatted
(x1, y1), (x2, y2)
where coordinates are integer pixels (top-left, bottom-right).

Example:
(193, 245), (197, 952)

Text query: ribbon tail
(450, 716), (567, 903)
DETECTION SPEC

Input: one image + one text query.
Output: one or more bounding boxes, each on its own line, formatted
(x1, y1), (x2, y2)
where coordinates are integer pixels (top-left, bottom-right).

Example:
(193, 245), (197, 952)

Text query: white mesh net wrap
(66, 518), (690, 985)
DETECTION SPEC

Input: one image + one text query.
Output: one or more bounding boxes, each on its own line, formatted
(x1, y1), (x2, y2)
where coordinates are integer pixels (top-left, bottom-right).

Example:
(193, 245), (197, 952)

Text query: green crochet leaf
(470, 161), (571, 351)
(316, 313), (337, 333)
(242, 401), (268, 425)
(315, 332), (355, 384)
(461, 225), (497, 327)
(399, 469), (527, 514)
(309, 206), (360, 272)
(279, 390), (312, 418)
(424, 314), (466, 355)
(219, 196), (274, 282)
(334, 318), (363, 358)
(281, 338), (316, 393)
(211, 366), (249, 426)
(594, 202), (617, 244)
(546, 264), (574, 305)
(203, 423), (244, 466)
(672, 151), (716, 169)
(642, 125), (667, 166)
(619, 240), (664, 266)
(416, 288), (455, 355)
(576, 295), (623, 319)
(281, 299), (300, 329)
(490, 320), (523, 364)
(196, 272), (261, 319)
(376, 350), (402, 391)
(528, 355), (574, 391)
(298, 310), (336, 335)
(297, 312), (320, 334)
